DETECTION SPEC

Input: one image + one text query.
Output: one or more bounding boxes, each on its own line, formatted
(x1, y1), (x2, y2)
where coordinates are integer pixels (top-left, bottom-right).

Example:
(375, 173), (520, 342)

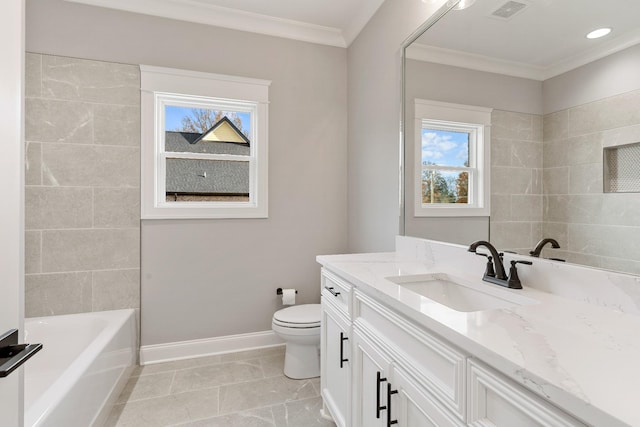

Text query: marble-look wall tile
(511, 195), (542, 222)
(490, 222), (533, 251)
(492, 110), (535, 140)
(532, 114), (543, 142)
(491, 138), (512, 167)
(41, 228), (139, 273)
(569, 89), (640, 136)
(25, 142), (42, 185)
(25, 231), (42, 274)
(25, 98), (93, 144)
(26, 186), (93, 229)
(568, 223), (640, 260)
(92, 269), (140, 311)
(601, 123), (640, 148)
(543, 110), (568, 142)
(25, 53), (42, 98)
(601, 194), (640, 226)
(543, 167), (569, 194)
(492, 166), (536, 195)
(25, 53), (141, 318)
(542, 140), (569, 169)
(569, 163), (602, 194)
(490, 195), (511, 221)
(542, 222), (568, 248)
(42, 144), (139, 187)
(25, 272), (92, 317)
(93, 104), (141, 146)
(41, 55), (140, 106)
(490, 110), (544, 252)
(511, 140), (542, 168)
(93, 188), (140, 228)
(567, 133), (603, 165)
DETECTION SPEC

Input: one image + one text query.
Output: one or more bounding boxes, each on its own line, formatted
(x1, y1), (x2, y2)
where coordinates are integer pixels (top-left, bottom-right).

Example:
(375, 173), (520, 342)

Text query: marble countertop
(317, 251), (640, 427)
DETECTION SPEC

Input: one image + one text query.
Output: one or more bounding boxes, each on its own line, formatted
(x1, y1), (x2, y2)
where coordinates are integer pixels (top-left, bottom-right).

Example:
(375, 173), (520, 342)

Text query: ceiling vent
(490, 1), (528, 19)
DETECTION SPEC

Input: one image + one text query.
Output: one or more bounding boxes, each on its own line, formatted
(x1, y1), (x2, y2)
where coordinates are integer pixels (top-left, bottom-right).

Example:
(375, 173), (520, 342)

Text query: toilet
(272, 304), (321, 379)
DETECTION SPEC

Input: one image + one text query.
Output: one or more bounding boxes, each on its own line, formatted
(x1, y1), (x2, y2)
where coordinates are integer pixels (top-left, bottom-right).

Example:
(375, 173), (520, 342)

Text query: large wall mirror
(401, 0), (640, 275)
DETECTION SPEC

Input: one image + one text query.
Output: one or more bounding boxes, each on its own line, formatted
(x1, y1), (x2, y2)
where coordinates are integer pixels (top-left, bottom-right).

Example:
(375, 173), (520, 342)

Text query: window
(141, 66), (270, 219)
(414, 100), (491, 217)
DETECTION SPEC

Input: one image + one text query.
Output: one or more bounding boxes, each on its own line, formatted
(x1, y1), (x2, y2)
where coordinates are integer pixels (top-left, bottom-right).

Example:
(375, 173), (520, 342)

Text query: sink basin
(386, 273), (538, 312)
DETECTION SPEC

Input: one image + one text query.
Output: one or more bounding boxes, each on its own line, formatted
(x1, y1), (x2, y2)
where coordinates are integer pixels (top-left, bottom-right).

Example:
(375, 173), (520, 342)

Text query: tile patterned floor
(105, 346), (337, 427)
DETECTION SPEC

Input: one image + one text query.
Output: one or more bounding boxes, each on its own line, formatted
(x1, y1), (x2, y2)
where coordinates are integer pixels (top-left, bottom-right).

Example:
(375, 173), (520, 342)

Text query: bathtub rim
(24, 309), (137, 427)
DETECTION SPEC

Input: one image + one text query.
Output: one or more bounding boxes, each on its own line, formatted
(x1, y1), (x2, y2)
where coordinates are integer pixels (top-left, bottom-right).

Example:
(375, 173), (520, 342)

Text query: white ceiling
(408, 0), (640, 80)
(64, 0), (386, 47)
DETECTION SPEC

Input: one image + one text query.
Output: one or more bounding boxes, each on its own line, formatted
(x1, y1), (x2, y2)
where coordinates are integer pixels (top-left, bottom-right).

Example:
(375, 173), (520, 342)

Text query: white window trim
(414, 99), (492, 217)
(141, 65), (270, 219)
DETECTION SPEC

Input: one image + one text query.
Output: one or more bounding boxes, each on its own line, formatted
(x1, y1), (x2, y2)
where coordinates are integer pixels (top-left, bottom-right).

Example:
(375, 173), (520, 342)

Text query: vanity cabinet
(467, 360), (586, 427)
(352, 290), (466, 427)
(320, 267), (588, 427)
(320, 271), (353, 427)
(352, 327), (464, 427)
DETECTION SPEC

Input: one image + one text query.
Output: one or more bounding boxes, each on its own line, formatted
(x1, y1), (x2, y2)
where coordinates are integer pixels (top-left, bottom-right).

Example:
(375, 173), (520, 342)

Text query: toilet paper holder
(276, 288), (298, 295)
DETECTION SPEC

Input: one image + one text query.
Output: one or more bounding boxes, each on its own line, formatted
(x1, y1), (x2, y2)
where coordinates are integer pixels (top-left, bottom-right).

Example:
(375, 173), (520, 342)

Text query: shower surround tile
(41, 55), (140, 105)
(25, 53), (141, 317)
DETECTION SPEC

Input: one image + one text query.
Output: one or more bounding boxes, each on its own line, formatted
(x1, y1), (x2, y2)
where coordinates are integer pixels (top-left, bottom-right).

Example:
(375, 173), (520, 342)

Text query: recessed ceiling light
(586, 28), (612, 39)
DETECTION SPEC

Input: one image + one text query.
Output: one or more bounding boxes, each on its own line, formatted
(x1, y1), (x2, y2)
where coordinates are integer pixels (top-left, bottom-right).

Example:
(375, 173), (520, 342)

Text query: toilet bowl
(272, 304), (321, 379)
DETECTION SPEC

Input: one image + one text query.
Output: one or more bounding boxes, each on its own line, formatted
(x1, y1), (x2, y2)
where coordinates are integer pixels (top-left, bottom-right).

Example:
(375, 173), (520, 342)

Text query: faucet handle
(474, 252), (496, 277)
(507, 260), (532, 289)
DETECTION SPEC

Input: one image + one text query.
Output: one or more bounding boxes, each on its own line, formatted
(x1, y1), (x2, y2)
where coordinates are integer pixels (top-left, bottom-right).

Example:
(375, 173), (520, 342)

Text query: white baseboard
(140, 330), (285, 365)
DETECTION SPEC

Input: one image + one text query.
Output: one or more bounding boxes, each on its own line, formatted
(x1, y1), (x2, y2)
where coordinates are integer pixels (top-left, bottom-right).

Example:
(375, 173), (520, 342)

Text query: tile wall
(24, 53), (141, 317)
(489, 110), (543, 253)
(542, 89), (640, 274)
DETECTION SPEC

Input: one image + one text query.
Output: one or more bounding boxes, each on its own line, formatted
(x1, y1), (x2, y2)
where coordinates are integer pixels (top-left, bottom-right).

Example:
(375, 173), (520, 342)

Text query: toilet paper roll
(281, 288), (296, 305)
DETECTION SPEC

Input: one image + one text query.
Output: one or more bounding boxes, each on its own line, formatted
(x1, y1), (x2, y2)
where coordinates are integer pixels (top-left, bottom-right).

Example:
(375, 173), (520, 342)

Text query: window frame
(141, 65), (270, 219)
(414, 99), (492, 217)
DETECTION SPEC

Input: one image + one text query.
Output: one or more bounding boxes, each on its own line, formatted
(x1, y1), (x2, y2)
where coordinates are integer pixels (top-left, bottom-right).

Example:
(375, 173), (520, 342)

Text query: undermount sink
(386, 273), (539, 312)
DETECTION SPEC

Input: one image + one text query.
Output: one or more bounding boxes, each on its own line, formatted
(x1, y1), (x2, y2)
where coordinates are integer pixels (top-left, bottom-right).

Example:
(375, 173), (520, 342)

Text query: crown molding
(406, 43), (546, 80)
(64, 0), (347, 48)
(342, 0), (385, 46)
(407, 28), (640, 82)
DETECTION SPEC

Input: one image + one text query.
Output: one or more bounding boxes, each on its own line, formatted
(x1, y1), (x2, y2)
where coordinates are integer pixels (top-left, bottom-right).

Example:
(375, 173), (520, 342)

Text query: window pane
(165, 105), (251, 155)
(421, 169), (469, 204)
(166, 158), (249, 202)
(422, 128), (469, 167)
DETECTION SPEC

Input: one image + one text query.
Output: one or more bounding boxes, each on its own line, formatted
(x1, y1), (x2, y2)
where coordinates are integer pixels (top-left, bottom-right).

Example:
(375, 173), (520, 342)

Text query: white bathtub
(24, 309), (137, 427)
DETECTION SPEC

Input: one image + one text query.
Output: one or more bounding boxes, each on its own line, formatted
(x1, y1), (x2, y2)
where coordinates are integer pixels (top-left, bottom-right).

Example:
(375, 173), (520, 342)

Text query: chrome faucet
(529, 238), (560, 257)
(468, 240), (532, 289)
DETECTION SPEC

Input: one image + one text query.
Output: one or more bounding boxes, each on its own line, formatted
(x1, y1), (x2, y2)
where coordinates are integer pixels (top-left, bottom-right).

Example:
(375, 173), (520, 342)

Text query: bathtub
(24, 309), (137, 427)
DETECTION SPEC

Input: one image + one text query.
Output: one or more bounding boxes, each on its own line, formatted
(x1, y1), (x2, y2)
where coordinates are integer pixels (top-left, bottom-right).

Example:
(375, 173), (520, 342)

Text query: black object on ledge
(0, 329), (43, 378)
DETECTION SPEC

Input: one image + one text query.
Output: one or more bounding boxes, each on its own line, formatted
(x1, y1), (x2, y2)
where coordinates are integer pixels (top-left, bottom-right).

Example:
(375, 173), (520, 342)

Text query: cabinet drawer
(354, 290), (466, 420)
(468, 360), (586, 427)
(321, 269), (352, 316)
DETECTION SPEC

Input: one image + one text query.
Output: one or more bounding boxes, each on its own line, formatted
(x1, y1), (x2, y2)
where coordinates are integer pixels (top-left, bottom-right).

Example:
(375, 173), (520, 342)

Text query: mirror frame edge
(399, 0), (460, 236)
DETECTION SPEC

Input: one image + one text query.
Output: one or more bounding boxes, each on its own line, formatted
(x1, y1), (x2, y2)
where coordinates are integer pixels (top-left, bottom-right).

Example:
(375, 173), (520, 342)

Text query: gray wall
(346, 0), (449, 252)
(543, 44), (640, 114)
(24, 53), (141, 317)
(27, 0), (348, 345)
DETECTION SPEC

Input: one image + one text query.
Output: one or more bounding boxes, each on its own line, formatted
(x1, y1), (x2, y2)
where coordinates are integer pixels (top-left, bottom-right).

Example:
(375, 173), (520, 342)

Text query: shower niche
(604, 142), (640, 193)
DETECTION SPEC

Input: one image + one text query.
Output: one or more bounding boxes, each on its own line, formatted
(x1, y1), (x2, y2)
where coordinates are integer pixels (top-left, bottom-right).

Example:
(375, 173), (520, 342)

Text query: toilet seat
(273, 304), (321, 328)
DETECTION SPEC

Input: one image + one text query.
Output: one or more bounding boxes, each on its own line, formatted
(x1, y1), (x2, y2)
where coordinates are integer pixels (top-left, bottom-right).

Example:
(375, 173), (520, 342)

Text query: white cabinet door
(468, 360), (586, 427)
(321, 298), (350, 427)
(352, 328), (392, 427)
(389, 366), (465, 427)
(0, 1), (26, 426)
